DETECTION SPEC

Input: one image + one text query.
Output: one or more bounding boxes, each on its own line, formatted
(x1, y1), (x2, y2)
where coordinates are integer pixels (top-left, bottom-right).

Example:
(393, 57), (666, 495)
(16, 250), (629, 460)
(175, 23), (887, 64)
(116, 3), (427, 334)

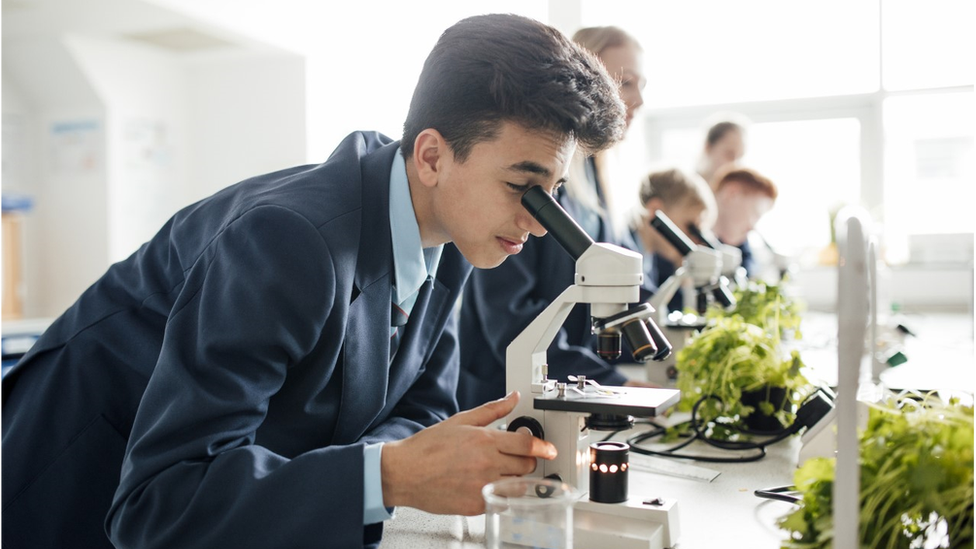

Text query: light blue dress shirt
(363, 148), (443, 525)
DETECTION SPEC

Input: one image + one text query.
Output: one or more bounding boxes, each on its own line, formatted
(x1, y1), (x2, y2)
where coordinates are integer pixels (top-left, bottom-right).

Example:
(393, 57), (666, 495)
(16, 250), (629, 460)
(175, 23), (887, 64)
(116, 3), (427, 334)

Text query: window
(748, 118), (862, 255)
(883, 91), (975, 262)
(882, 0), (976, 91)
(581, 0), (880, 107)
(580, 1), (973, 272)
(654, 117), (862, 256)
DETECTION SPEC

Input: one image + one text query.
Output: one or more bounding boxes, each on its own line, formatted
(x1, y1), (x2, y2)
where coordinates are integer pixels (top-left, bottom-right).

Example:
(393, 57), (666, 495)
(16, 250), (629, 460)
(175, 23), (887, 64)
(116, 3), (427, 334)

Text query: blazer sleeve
(466, 236), (628, 388)
(106, 206), (367, 549)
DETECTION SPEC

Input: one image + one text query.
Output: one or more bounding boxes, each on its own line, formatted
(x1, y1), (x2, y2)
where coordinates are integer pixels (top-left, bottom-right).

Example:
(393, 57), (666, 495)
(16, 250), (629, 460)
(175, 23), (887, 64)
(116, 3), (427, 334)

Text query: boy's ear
(412, 129), (450, 188)
(645, 197), (665, 217)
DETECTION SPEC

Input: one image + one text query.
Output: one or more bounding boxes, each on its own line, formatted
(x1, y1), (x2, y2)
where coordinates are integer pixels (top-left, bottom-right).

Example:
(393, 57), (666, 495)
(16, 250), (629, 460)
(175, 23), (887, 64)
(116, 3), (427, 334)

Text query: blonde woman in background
(562, 26), (646, 241)
(457, 26), (651, 410)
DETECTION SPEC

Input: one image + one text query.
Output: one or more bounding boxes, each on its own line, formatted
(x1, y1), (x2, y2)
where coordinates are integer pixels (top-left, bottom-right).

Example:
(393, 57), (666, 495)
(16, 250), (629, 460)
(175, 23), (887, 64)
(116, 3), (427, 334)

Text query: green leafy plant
(674, 315), (809, 439)
(709, 280), (804, 337)
(779, 394), (974, 549)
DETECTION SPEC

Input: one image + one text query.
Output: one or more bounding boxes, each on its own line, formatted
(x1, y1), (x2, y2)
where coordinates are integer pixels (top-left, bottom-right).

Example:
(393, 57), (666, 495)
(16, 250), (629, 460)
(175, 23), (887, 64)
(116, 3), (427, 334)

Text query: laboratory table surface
(383, 428), (801, 549)
(382, 310), (973, 549)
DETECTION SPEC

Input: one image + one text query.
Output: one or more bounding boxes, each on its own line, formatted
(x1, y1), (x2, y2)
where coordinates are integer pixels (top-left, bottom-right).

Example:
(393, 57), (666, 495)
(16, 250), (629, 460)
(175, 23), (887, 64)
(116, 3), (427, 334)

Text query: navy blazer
(458, 187), (647, 410)
(2, 132), (471, 549)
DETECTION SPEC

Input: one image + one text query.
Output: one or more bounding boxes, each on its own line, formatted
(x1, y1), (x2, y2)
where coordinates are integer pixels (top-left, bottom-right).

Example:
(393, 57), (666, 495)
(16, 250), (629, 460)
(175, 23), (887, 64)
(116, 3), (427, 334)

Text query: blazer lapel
(386, 278), (438, 396)
(332, 139), (400, 445)
(334, 276), (393, 444)
(366, 275), (453, 431)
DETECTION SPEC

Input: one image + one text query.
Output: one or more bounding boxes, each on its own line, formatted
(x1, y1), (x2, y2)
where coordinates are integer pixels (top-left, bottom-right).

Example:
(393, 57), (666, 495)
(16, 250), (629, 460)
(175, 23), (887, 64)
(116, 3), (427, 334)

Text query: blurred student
(631, 168), (716, 293)
(696, 116), (748, 189)
(711, 166), (778, 275)
(457, 26), (650, 411)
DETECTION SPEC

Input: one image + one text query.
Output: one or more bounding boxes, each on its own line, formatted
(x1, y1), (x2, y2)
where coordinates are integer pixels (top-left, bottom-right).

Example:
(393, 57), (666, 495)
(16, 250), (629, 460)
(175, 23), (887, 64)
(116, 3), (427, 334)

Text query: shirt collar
(389, 148), (442, 304)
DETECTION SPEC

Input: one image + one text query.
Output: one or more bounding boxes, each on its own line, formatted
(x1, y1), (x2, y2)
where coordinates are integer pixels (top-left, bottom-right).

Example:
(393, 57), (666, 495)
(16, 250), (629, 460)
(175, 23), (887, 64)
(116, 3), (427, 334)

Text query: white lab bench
(381, 310), (973, 549)
(383, 432), (801, 549)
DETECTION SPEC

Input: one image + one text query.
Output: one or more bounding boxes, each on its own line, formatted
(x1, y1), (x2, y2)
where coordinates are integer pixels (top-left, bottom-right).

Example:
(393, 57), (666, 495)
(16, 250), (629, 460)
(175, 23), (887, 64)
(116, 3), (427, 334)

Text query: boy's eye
(508, 182), (561, 198)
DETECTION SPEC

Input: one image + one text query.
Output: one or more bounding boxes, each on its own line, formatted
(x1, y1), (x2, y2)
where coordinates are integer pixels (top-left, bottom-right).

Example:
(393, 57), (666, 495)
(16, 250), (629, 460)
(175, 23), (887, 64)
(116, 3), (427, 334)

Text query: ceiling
(2, 0), (278, 55)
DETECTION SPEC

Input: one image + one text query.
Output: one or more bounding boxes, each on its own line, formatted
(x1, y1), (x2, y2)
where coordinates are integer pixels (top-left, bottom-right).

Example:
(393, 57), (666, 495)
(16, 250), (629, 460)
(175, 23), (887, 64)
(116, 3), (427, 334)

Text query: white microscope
(645, 211), (736, 385)
(686, 224), (748, 290)
(503, 187), (682, 549)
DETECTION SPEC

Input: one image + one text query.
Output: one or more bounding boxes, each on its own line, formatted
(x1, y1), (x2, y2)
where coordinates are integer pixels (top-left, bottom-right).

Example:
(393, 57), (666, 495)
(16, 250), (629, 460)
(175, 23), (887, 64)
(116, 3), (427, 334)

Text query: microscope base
(574, 496), (680, 549)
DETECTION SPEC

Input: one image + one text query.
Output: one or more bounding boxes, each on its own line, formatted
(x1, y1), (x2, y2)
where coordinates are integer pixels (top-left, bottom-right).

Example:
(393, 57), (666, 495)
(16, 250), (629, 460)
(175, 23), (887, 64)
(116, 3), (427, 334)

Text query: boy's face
(426, 122), (576, 269)
(713, 181), (773, 245)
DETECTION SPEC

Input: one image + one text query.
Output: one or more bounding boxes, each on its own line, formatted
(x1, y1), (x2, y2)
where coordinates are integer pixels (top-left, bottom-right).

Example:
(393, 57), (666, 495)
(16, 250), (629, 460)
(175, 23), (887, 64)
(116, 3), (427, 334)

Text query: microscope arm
(647, 266), (687, 325)
(506, 283), (640, 397)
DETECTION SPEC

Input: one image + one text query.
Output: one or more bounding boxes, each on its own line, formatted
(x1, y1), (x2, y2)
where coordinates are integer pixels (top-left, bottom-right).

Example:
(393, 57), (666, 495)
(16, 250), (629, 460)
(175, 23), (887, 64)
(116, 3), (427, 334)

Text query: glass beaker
(483, 477), (577, 549)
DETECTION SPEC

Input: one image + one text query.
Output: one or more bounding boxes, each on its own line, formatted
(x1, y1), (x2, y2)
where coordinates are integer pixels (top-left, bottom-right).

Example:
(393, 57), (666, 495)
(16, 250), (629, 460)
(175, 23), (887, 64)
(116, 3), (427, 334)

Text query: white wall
(3, 37), (110, 317)
(2, 75), (36, 193)
(68, 34), (191, 262)
(186, 52), (305, 201)
(3, 1), (307, 319)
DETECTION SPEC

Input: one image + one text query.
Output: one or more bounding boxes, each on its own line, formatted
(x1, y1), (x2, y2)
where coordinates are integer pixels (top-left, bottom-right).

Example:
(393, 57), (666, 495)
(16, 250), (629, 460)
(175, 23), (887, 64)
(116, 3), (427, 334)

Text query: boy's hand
(381, 391), (556, 515)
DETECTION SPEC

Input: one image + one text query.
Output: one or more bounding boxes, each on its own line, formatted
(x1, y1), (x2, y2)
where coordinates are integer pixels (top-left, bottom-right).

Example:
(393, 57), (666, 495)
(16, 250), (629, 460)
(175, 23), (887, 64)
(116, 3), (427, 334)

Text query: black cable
(754, 485), (802, 504)
(620, 394), (801, 464)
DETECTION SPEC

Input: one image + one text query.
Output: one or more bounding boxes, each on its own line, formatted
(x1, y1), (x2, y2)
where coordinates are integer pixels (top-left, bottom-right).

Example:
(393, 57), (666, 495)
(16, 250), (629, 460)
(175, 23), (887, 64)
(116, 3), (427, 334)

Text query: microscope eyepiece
(687, 224), (724, 251)
(522, 186), (594, 260)
(650, 210), (696, 256)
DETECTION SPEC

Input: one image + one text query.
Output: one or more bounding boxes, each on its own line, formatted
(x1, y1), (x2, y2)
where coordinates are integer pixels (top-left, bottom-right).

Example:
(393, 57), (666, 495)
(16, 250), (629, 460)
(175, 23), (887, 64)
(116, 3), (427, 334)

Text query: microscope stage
(534, 386), (680, 417)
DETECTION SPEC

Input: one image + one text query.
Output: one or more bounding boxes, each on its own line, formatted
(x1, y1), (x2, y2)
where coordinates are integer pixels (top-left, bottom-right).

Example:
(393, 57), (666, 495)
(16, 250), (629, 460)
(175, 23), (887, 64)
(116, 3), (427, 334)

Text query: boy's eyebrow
(505, 161), (569, 184)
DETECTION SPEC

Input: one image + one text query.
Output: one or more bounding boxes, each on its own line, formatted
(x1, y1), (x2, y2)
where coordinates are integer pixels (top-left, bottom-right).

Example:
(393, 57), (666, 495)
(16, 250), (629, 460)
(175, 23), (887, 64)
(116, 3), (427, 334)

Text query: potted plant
(715, 280), (803, 338)
(674, 315), (809, 438)
(778, 394), (974, 548)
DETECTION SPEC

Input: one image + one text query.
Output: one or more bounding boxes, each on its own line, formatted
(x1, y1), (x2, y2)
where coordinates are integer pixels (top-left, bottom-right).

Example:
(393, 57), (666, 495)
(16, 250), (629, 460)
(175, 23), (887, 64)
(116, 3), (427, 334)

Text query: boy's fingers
(447, 391), (520, 427)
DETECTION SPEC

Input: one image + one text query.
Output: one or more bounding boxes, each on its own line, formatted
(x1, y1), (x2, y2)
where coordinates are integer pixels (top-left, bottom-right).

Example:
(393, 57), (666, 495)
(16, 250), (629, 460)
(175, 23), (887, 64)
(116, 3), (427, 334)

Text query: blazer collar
(355, 139), (402, 293)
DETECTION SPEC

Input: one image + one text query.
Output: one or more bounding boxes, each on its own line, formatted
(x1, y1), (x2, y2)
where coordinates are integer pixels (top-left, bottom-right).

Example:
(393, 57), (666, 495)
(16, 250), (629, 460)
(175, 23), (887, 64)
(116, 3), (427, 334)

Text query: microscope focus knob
(507, 416), (545, 440)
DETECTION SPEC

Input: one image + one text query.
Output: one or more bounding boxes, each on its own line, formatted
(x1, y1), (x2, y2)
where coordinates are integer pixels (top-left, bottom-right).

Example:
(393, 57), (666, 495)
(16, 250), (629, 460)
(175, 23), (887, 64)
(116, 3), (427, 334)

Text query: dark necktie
(390, 297), (410, 359)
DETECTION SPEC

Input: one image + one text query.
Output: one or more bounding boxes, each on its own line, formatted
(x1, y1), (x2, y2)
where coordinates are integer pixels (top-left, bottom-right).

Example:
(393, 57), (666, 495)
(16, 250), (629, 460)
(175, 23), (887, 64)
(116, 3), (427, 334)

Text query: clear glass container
(483, 477), (578, 549)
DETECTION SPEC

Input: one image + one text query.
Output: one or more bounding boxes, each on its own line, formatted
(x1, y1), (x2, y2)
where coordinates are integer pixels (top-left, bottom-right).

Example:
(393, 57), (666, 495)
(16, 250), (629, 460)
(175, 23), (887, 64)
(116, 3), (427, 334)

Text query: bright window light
(303, 1), (548, 160)
(581, 0), (880, 107)
(747, 119), (862, 255)
(882, 0), (976, 91)
(883, 91), (975, 243)
(657, 119), (862, 256)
